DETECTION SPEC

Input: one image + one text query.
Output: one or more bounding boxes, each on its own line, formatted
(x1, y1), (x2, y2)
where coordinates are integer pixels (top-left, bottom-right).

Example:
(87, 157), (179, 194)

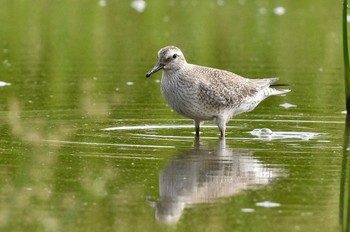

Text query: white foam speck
(256, 201), (281, 208)
(98, 0), (106, 7)
(241, 208), (255, 213)
(274, 6), (285, 15)
(347, 15), (350, 23)
(126, 82), (134, 86)
(280, 103), (296, 109)
(131, 0), (146, 13)
(0, 81), (11, 87)
(342, 110), (347, 114)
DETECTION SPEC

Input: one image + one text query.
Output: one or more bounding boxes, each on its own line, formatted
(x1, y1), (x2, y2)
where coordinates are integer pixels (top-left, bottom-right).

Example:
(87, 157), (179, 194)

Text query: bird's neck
(164, 63), (188, 76)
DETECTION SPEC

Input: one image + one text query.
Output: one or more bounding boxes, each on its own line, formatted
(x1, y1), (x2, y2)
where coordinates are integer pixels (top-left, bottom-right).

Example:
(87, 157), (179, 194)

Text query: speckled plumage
(146, 46), (290, 137)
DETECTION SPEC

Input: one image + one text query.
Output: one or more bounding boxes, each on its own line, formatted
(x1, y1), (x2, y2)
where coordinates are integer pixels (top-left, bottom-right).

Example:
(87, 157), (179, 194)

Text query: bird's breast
(160, 72), (216, 120)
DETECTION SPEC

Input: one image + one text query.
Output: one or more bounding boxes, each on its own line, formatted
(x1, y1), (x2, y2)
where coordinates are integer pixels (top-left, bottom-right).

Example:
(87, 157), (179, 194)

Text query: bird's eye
(172, 54), (177, 59)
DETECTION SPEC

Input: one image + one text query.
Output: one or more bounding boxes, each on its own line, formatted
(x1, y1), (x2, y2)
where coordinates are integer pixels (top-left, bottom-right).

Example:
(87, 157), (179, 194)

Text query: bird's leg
(215, 116), (227, 137)
(195, 120), (201, 137)
(219, 126), (226, 137)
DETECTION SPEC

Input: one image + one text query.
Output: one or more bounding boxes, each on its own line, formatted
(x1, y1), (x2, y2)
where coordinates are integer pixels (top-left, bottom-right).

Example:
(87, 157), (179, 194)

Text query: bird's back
(161, 63), (289, 120)
(185, 64), (268, 106)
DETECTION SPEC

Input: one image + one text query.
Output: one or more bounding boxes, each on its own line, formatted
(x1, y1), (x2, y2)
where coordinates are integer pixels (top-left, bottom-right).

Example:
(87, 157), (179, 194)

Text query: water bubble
(250, 129), (320, 141)
(251, 129), (261, 136)
(250, 128), (272, 137)
(260, 128), (273, 135)
(274, 6), (285, 15)
(126, 82), (134, 86)
(98, 0), (106, 7)
(131, 0), (146, 13)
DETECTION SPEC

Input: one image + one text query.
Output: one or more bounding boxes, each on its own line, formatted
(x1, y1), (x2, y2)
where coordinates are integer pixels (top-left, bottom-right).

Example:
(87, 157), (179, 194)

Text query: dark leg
(195, 120), (200, 137)
(219, 127), (225, 137)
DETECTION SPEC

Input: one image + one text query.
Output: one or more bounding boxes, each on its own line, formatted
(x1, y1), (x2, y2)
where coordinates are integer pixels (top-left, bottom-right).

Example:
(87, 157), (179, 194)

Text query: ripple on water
(102, 124), (198, 131)
(102, 124), (323, 141)
(250, 128), (321, 141)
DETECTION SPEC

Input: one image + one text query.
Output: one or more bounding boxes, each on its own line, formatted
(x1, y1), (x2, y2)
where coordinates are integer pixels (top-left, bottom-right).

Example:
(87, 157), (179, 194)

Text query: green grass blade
(343, 0), (350, 113)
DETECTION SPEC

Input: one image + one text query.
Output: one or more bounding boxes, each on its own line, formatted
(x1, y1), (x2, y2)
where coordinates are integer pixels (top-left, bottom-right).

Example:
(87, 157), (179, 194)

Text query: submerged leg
(194, 120), (201, 137)
(215, 116), (227, 137)
(219, 125), (226, 137)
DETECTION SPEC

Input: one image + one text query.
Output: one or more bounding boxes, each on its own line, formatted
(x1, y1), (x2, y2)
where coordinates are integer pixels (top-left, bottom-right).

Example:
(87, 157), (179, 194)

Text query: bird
(146, 46), (290, 137)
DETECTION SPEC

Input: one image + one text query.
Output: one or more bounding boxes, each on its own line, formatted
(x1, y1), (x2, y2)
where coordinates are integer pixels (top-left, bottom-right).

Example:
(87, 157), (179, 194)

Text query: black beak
(146, 63), (164, 78)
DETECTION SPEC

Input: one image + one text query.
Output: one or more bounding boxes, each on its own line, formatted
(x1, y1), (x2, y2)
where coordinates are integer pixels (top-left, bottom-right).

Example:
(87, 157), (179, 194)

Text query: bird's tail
(269, 88), (291, 96)
(254, 77), (290, 96)
(266, 77), (290, 96)
(271, 83), (290, 87)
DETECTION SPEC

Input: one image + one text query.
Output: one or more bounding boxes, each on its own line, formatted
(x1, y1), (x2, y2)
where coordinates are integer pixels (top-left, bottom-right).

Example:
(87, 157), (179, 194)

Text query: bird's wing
(191, 65), (260, 107)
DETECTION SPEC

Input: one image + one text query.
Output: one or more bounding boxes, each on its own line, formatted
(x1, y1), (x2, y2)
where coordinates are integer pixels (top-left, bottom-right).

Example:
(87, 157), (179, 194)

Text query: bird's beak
(146, 62), (164, 78)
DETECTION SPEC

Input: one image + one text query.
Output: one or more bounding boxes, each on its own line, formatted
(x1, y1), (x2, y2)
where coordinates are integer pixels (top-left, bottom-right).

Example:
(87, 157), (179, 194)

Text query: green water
(0, 0), (347, 231)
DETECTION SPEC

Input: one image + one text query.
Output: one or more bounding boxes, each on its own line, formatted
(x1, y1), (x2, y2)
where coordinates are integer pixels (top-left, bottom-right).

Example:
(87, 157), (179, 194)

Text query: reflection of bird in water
(148, 138), (285, 224)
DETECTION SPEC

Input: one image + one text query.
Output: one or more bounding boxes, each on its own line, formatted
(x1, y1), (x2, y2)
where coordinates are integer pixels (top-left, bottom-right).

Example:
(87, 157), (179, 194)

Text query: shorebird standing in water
(146, 46), (290, 137)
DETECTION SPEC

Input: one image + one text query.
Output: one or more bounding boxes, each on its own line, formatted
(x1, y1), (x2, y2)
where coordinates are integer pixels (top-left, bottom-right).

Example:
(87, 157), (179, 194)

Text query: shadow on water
(340, 115), (350, 231)
(147, 138), (285, 225)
